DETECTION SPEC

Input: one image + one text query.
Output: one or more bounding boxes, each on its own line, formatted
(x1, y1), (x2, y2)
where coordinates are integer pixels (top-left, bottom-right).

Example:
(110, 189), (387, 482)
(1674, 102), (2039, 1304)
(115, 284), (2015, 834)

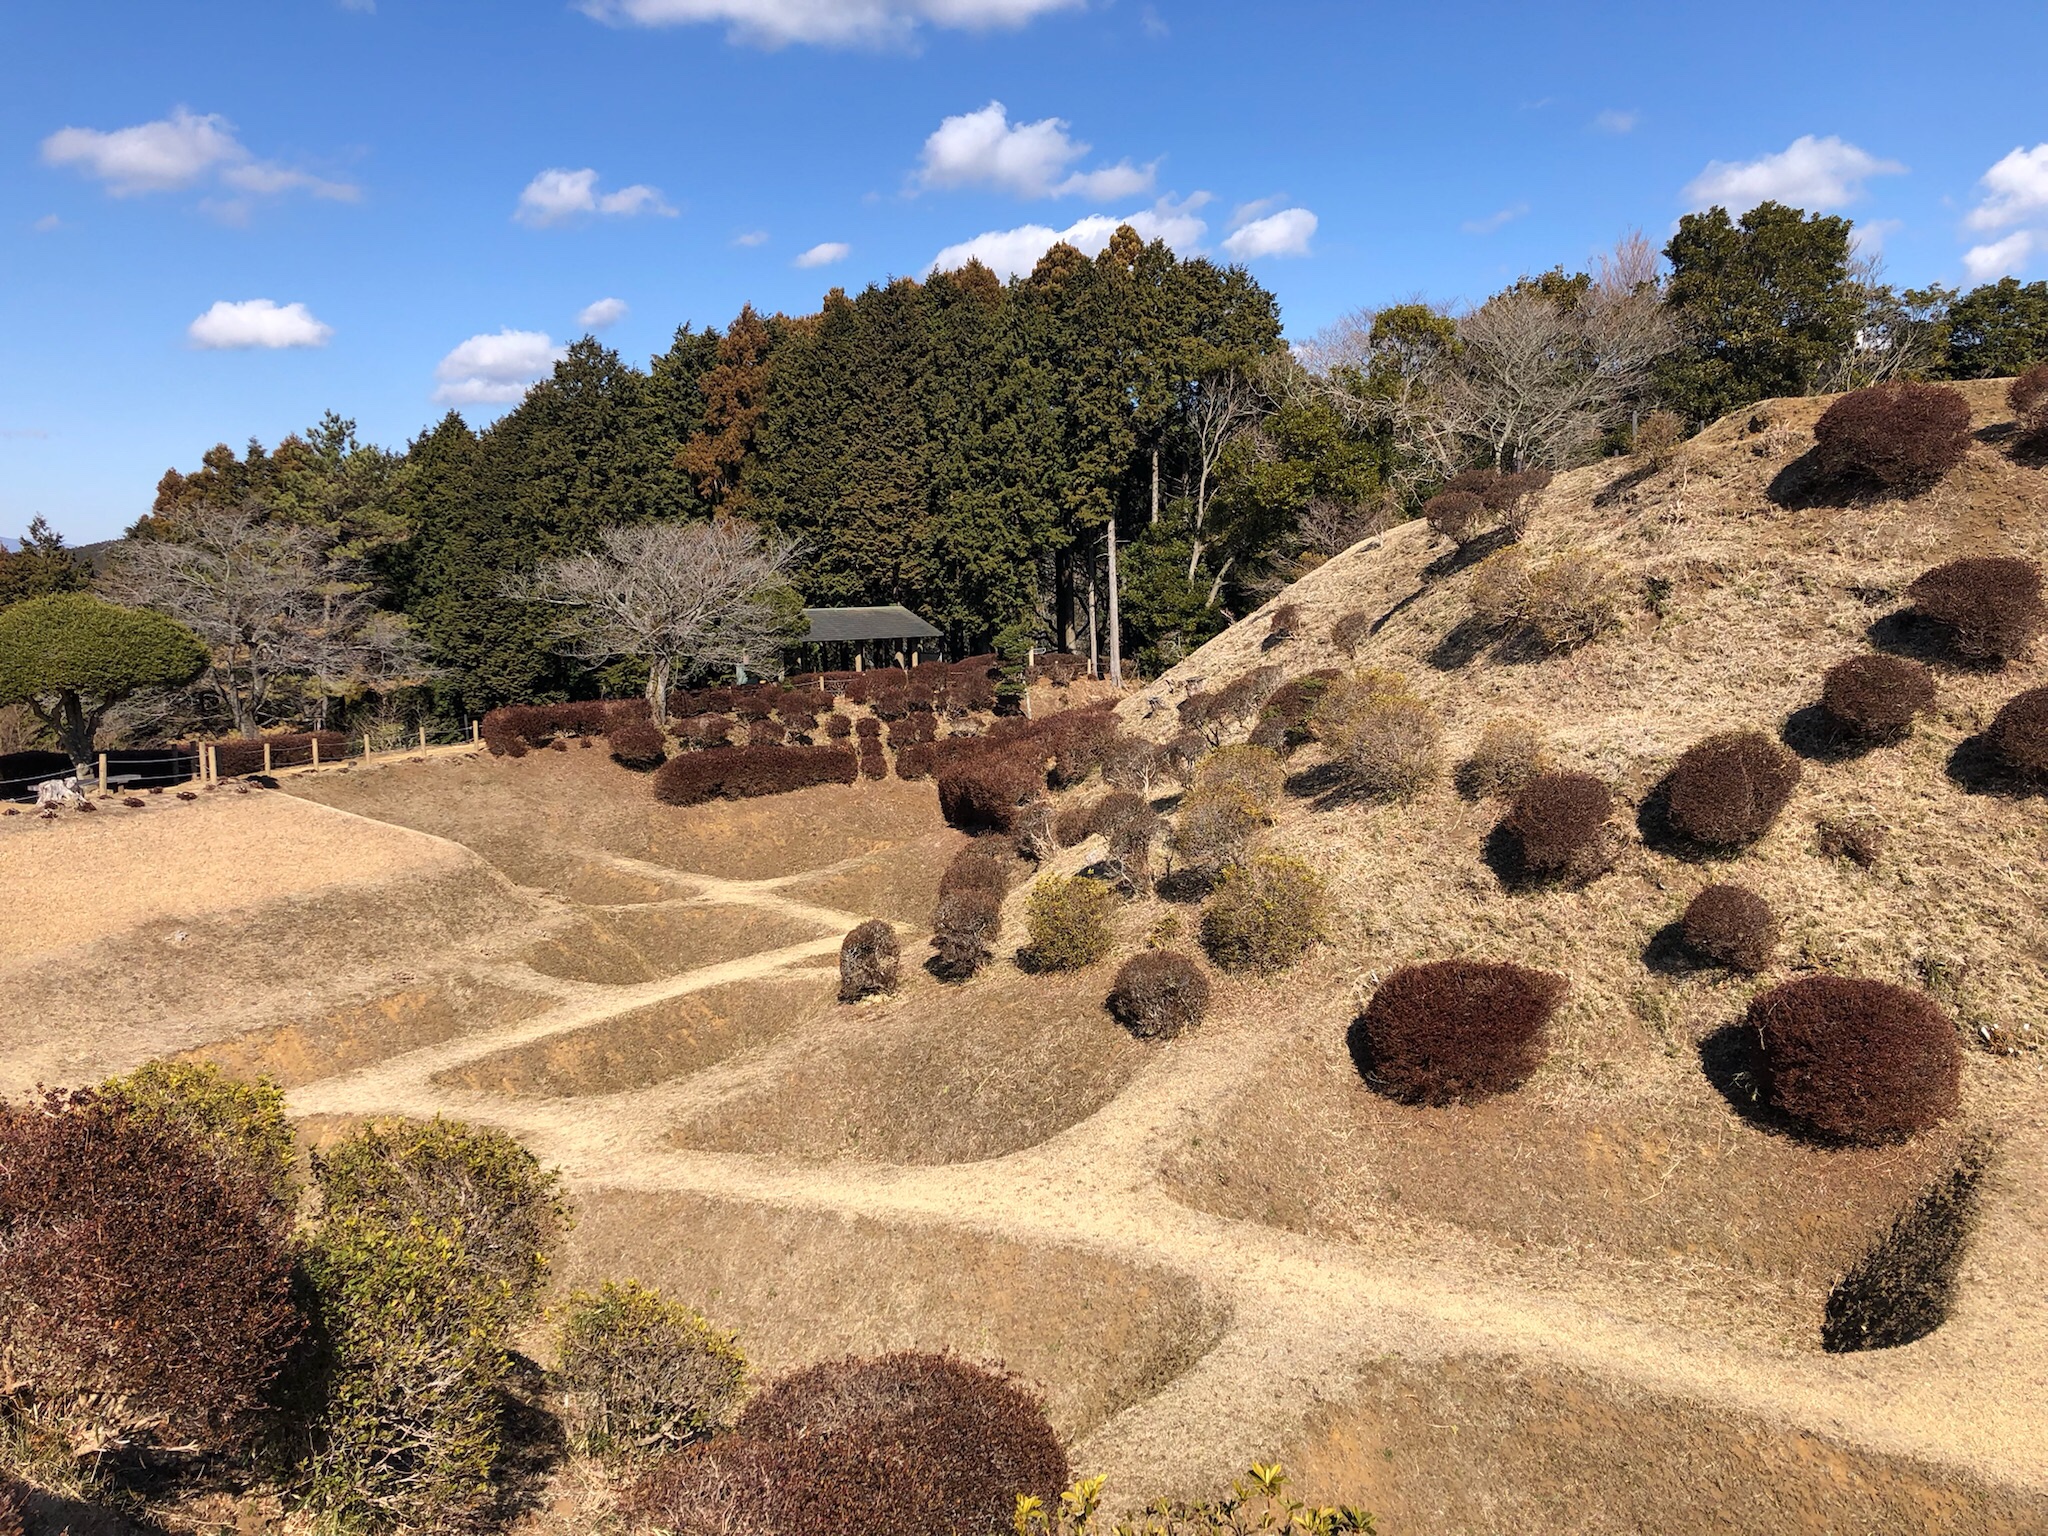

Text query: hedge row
(651, 745), (859, 806)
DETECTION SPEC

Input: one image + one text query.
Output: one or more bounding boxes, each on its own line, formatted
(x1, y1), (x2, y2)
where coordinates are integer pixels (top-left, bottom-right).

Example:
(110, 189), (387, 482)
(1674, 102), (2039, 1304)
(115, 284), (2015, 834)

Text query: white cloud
(1682, 134), (1904, 213)
(1222, 206), (1317, 259)
(1593, 109), (1638, 134)
(578, 297), (629, 329)
(32, 214), (61, 233)
(1966, 144), (2048, 232)
(1460, 202), (1529, 236)
(187, 299), (334, 351)
(733, 228), (770, 247)
(579, 0), (1081, 48)
(930, 194), (1210, 278)
(515, 168), (677, 227)
(434, 329), (566, 404)
(916, 101), (1153, 200)
(1850, 218), (1902, 259)
(40, 107), (357, 203)
(794, 241), (852, 268)
(1964, 230), (2037, 284)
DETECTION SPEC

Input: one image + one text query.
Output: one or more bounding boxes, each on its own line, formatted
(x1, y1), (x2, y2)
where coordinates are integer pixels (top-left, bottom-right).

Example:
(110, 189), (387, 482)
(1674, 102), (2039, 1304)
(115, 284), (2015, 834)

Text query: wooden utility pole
(1106, 514), (1123, 688)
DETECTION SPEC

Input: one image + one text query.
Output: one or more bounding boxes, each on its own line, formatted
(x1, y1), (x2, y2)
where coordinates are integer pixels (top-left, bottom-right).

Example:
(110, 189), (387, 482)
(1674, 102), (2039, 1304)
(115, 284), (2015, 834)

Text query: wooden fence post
(364, 735), (373, 763)
(471, 718), (481, 745)
(419, 724), (428, 752)
(263, 742), (273, 774)
(97, 753), (108, 793)
(310, 737), (320, 768)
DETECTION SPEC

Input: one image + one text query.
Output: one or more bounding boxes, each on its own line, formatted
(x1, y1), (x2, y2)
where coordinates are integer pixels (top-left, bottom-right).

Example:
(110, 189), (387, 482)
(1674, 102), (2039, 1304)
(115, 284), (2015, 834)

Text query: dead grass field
(5, 383), (2047, 1532)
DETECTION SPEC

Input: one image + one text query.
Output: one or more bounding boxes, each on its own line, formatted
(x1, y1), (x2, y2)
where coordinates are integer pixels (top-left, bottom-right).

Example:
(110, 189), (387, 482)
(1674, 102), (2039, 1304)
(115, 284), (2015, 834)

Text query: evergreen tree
(0, 517), (90, 609)
(1940, 277), (2048, 379)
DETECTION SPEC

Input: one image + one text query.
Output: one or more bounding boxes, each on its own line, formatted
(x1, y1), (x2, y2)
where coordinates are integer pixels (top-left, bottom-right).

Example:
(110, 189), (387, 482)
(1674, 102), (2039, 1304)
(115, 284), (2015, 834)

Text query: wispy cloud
(1461, 201), (1530, 236)
(40, 107), (358, 208)
(434, 329), (566, 404)
(1593, 109), (1638, 134)
(916, 101), (1154, 201)
(515, 168), (677, 227)
(187, 299), (334, 350)
(31, 214), (61, 233)
(578, 0), (1083, 49)
(794, 241), (852, 268)
(577, 297), (629, 330)
(732, 228), (770, 247)
(1683, 134), (1904, 212)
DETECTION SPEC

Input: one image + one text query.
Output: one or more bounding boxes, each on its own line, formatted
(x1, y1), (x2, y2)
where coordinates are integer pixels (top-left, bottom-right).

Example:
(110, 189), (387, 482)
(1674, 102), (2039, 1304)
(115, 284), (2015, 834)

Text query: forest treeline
(5, 202), (2048, 740)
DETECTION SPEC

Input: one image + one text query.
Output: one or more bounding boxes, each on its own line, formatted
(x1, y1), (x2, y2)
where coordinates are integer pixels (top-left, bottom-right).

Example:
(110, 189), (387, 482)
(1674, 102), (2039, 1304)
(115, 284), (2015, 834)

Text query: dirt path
(280, 801), (2048, 1508)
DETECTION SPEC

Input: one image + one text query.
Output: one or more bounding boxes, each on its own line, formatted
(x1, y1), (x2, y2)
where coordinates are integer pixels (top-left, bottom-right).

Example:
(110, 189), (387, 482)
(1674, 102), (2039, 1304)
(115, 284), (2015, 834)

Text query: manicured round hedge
(1987, 685), (2048, 778)
(624, 1353), (1067, 1536)
(1355, 960), (1567, 1105)
(1749, 976), (1960, 1144)
(1905, 557), (2045, 664)
(1107, 950), (1210, 1040)
(1666, 730), (1801, 847)
(607, 717), (668, 770)
(1812, 382), (1972, 490)
(838, 919), (900, 1003)
(1681, 884), (1778, 973)
(1501, 771), (1613, 881)
(1819, 654), (1934, 742)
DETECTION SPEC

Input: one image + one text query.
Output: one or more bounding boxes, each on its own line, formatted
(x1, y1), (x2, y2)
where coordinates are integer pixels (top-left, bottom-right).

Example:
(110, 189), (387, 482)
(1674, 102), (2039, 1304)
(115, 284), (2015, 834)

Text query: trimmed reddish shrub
(0, 1479), (21, 1536)
(1356, 961), (1566, 1105)
(857, 745), (887, 780)
(0, 1088), (303, 1455)
(1199, 856), (1325, 973)
(1330, 609), (1372, 657)
(930, 890), (1001, 981)
(1208, 666), (1284, 735)
(839, 919), (901, 1003)
(854, 716), (882, 742)
(747, 719), (786, 748)
(1108, 951), (1210, 1040)
(1501, 771), (1615, 882)
(937, 747), (1046, 834)
(895, 741), (937, 780)
(1158, 728), (1206, 784)
(1251, 670), (1340, 755)
(481, 702), (617, 757)
(776, 694), (825, 730)
(888, 712), (937, 749)
(1682, 884), (1778, 972)
(1427, 467), (1550, 547)
(1749, 976), (1961, 1144)
(624, 1353), (1066, 1536)
(1267, 601), (1302, 639)
(1667, 730), (1802, 847)
(731, 690), (774, 721)
(1052, 800), (1099, 847)
(653, 745), (859, 806)
(939, 839), (1017, 900)
(2011, 363), (2048, 448)
(822, 710), (853, 740)
(607, 717), (669, 771)
(1987, 685), (2048, 777)
(1177, 691), (1217, 738)
(1047, 705), (1119, 788)
(1905, 557), (2046, 663)
(1820, 654), (1935, 741)
(209, 730), (346, 775)
(1422, 490), (1489, 547)
(1023, 875), (1116, 970)
(679, 714), (733, 750)
(1813, 382), (1972, 490)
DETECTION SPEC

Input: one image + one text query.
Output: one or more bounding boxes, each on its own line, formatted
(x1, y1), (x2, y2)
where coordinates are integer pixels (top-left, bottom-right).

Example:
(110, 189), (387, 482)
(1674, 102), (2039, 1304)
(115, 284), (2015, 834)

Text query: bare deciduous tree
(514, 520), (801, 725)
(1182, 370), (1263, 584)
(105, 499), (410, 737)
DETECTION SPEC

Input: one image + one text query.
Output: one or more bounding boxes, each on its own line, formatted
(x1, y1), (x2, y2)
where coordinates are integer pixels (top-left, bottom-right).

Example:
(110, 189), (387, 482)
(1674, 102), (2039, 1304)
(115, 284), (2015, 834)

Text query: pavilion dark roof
(800, 605), (942, 644)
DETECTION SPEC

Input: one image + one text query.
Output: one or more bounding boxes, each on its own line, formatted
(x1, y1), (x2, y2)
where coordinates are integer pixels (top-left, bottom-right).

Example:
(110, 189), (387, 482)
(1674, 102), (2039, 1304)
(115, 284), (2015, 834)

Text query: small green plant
(1024, 875), (1117, 970)
(98, 1058), (296, 1208)
(1199, 856), (1326, 974)
(1189, 744), (1287, 811)
(1016, 1462), (1376, 1535)
(554, 1281), (746, 1464)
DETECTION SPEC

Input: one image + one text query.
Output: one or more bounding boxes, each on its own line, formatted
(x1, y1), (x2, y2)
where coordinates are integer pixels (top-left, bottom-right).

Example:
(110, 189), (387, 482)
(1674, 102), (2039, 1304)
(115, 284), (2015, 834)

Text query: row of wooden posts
(91, 721), (486, 792)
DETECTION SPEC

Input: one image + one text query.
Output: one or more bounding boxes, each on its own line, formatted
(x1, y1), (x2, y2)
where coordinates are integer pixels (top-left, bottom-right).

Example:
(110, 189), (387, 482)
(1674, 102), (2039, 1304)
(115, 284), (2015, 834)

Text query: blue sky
(6, 0), (2048, 543)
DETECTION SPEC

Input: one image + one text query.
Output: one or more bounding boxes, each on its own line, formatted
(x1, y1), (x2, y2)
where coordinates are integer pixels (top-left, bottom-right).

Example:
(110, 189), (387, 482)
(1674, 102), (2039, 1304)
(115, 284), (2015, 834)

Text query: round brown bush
(0, 1479), (22, 1536)
(939, 839), (1016, 900)
(1819, 653), (1934, 742)
(1666, 730), (1802, 847)
(1501, 771), (1614, 881)
(1749, 976), (1961, 1144)
(1456, 717), (1548, 799)
(607, 717), (669, 770)
(2011, 362), (2048, 447)
(822, 710), (852, 740)
(1329, 609), (1372, 657)
(1905, 557), (2046, 663)
(0, 1089), (303, 1455)
(1423, 489), (1490, 547)
(1681, 884), (1778, 972)
(1356, 961), (1567, 1105)
(1198, 856), (1325, 973)
(838, 919), (901, 1003)
(653, 745), (859, 806)
(1987, 685), (2048, 778)
(1052, 800), (1099, 848)
(1813, 382), (1973, 490)
(1312, 671), (1442, 800)
(930, 890), (1001, 981)
(625, 1353), (1066, 1536)
(936, 748), (1046, 834)
(1107, 951), (1211, 1040)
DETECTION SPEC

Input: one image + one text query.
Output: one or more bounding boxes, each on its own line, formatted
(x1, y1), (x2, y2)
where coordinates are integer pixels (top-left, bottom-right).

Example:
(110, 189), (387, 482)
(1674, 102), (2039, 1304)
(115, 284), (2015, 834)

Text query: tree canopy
(0, 592), (206, 760)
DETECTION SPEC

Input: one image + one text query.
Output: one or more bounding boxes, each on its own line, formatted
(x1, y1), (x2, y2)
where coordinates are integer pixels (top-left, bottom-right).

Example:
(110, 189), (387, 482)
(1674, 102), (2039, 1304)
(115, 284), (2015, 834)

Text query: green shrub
(1189, 743), (1286, 811)
(1168, 785), (1268, 873)
(1199, 857), (1325, 974)
(1024, 876), (1116, 971)
(1312, 671), (1442, 799)
(554, 1281), (746, 1465)
(98, 1058), (296, 1209)
(312, 1116), (569, 1305)
(1018, 1463), (1375, 1535)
